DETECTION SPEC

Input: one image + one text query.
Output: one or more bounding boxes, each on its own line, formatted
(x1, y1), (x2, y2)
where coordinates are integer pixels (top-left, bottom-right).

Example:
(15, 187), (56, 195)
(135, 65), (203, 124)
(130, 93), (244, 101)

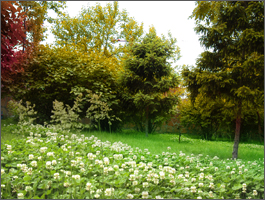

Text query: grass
(80, 129), (264, 161)
(1, 119), (264, 199)
(1, 118), (264, 161)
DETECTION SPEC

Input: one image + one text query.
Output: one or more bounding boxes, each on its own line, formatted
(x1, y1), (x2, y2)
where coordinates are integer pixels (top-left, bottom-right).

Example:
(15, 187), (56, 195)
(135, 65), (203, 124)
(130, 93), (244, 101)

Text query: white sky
(43, 1), (205, 69)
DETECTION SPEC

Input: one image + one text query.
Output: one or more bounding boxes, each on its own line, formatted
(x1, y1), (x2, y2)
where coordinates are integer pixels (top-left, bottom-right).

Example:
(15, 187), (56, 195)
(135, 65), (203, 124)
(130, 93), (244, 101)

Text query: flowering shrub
(1, 125), (264, 199)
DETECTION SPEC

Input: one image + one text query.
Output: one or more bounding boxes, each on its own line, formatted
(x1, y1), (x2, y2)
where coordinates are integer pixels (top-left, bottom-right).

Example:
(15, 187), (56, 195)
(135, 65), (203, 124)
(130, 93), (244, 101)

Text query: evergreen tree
(184, 1), (264, 158)
(121, 27), (181, 137)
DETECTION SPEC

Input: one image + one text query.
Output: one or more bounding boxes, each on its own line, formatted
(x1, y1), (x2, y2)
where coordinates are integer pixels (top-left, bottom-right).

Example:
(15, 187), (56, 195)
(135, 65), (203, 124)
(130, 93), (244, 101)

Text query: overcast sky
(43, 1), (205, 69)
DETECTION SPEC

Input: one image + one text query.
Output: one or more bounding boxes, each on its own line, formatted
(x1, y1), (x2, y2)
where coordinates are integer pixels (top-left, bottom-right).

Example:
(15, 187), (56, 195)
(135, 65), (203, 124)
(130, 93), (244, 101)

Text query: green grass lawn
(79, 129), (264, 161)
(1, 119), (264, 161)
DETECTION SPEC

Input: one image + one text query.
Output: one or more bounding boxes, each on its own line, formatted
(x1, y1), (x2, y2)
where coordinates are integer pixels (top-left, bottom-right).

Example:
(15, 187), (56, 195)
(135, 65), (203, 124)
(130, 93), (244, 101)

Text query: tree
(51, 1), (144, 57)
(7, 2), (143, 127)
(186, 1), (264, 159)
(1, 1), (26, 85)
(121, 27), (181, 137)
(17, 1), (66, 49)
(9, 44), (124, 128)
(1, 1), (66, 97)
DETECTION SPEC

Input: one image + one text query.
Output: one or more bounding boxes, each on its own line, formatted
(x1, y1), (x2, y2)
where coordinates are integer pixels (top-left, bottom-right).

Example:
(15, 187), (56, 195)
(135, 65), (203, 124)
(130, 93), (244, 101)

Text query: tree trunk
(145, 106), (149, 137)
(256, 111), (263, 143)
(232, 108), (241, 159)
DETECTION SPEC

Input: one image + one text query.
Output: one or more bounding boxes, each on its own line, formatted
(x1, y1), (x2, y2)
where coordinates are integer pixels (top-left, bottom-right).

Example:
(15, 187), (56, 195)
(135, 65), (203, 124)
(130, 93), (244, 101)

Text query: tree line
(1, 1), (264, 159)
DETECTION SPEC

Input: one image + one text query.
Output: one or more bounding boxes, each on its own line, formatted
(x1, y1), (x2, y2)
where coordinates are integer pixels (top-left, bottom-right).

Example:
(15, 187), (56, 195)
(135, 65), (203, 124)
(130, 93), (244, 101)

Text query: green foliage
(184, 1), (264, 158)
(1, 124), (264, 199)
(8, 44), (124, 124)
(7, 100), (37, 125)
(121, 27), (181, 136)
(50, 94), (84, 131)
(51, 1), (144, 56)
(71, 87), (122, 133)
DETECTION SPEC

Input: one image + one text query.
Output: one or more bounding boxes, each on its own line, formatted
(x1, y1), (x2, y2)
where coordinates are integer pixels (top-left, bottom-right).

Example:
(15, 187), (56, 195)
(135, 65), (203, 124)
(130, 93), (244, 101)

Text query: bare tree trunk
(145, 106), (149, 137)
(232, 105), (241, 159)
(256, 111), (263, 143)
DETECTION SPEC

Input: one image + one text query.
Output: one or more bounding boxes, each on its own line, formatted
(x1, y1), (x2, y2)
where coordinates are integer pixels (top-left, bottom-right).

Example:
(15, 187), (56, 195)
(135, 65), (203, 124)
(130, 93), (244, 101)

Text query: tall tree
(51, 1), (143, 57)
(186, 1), (264, 158)
(17, 1), (66, 49)
(121, 27), (181, 137)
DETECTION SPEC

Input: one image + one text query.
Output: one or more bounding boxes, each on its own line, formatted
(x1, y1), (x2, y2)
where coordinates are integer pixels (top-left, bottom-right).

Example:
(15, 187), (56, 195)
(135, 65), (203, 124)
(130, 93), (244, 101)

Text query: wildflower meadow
(1, 123), (264, 199)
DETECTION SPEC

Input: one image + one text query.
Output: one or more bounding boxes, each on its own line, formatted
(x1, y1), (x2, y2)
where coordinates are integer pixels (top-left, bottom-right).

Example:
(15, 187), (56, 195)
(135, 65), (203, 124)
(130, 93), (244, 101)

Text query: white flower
(199, 183), (203, 187)
(104, 157), (110, 165)
(142, 191), (148, 199)
(54, 173), (60, 179)
(105, 188), (114, 196)
(135, 188), (140, 193)
(143, 182), (149, 188)
(127, 194), (134, 199)
(47, 152), (54, 157)
(64, 182), (70, 187)
(253, 190), (258, 196)
(153, 179), (159, 184)
(65, 171), (71, 175)
(226, 166), (230, 169)
(6, 145), (12, 150)
(159, 171), (165, 179)
(94, 194), (100, 198)
(80, 168), (85, 172)
(209, 191), (214, 198)
(133, 181), (138, 186)
(52, 160), (57, 165)
(71, 160), (77, 166)
(244, 169), (248, 172)
(104, 167), (108, 175)
(215, 167), (218, 171)
(1, 169), (5, 175)
(191, 178), (196, 182)
(209, 182), (214, 189)
(191, 186), (196, 193)
(72, 175), (80, 180)
(46, 161), (52, 169)
(87, 153), (96, 160)
(86, 182), (92, 190)
(25, 186), (32, 191)
(28, 154), (34, 160)
(197, 197), (202, 199)
(30, 161), (37, 167)
(79, 162), (85, 168)
(221, 184), (225, 189)
(17, 193), (24, 199)
(1, 184), (5, 188)
(231, 171), (235, 174)
(129, 174), (135, 181)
